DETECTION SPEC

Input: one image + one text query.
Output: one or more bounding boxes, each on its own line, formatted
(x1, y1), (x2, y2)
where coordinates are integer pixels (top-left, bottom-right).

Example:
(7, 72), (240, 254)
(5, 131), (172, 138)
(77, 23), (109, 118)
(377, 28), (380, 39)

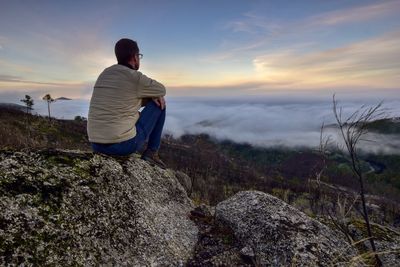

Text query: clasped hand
(152, 96), (166, 110)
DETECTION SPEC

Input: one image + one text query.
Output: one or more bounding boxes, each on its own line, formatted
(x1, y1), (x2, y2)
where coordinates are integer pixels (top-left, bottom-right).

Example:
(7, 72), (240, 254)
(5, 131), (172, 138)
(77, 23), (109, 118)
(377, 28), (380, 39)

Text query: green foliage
(20, 95), (34, 113)
(271, 188), (291, 203)
(336, 163), (353, 174)
(351, 219), (398, 242)
(42, 94), (55, 120)
(42, 94), (55, 103)
(218, 140), (295, 168)
(223, 184), (235, 199)
(365, 118), (400, 135)
(74, 115), (87, 122)
(292, 193), (313, 216)
(0, 107), (89, 150)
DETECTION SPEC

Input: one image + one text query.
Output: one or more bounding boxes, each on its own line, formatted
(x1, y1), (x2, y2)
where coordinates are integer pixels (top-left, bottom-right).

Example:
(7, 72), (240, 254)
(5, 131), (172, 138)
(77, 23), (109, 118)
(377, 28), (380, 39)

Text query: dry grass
(0, 107), (90, 151)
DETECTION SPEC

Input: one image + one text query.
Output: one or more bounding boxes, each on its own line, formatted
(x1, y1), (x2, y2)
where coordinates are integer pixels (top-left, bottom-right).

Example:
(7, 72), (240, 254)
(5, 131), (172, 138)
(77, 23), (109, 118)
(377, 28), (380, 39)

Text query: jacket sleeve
(136, 71), (166, 98)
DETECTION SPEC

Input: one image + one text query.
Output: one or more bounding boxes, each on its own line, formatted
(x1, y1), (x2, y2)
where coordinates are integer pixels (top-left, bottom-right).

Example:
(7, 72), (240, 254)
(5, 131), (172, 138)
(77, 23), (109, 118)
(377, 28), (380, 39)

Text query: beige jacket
(87, 64), (166, 143)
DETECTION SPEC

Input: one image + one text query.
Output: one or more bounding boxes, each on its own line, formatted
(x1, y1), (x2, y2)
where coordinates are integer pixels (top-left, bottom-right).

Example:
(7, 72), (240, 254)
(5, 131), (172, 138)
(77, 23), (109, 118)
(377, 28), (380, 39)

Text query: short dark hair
(114, 38), (139, 64)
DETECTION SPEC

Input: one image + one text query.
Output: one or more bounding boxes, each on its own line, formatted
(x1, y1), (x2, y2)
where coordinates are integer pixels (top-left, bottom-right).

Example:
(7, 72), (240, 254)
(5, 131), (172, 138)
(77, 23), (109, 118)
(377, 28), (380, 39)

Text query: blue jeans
(91, 101), (166, 156)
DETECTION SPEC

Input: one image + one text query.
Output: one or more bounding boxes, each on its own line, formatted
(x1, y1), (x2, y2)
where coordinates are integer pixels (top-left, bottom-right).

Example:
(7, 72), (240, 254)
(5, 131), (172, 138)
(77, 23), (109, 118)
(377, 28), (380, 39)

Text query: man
(87, 38), (167, 168)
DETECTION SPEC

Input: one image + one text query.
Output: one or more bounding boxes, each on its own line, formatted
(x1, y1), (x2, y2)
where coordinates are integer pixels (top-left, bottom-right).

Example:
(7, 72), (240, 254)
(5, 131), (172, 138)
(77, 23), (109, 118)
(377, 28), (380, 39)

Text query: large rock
(0, 150), (198, 266)
(215, 191), (358, 266)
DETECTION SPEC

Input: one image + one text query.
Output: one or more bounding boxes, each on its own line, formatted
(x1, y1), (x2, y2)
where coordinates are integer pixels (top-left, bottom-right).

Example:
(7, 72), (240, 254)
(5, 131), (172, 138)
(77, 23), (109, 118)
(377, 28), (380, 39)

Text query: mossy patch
(72, 159), (92, 179)
(46, 155), (75, 166)
(0, 221), (74, 266)
(351, 219), (399, 242)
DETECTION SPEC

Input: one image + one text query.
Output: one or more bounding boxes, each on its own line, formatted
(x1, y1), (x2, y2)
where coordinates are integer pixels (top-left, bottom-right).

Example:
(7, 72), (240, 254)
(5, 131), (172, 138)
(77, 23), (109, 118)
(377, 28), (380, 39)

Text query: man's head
(115, 38), (140, 70)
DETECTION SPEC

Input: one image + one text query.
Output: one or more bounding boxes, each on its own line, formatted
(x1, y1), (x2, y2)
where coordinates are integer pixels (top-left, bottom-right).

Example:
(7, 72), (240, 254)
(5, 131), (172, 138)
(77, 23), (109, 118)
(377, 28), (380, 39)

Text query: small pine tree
(42, 94), (55, 121)
(20, 95), (34, 114)
(20, 95), (34, 144)
(74, 116), (87, 122)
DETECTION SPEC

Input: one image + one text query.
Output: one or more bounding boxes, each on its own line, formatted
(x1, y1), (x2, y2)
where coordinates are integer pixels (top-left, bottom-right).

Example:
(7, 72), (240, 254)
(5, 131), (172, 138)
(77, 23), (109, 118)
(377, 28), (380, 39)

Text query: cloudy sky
(0, 0), (400, 100)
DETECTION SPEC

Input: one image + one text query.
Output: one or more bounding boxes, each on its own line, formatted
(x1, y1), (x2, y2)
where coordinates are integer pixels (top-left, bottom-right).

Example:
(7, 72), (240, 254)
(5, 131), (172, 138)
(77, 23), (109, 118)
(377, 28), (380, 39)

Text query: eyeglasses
(138, 53), (143, 59)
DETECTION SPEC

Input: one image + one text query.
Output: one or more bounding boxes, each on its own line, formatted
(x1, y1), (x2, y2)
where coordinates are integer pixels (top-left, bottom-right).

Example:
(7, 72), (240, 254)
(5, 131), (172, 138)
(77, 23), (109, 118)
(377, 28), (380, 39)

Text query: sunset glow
(0, 0), (399, 100)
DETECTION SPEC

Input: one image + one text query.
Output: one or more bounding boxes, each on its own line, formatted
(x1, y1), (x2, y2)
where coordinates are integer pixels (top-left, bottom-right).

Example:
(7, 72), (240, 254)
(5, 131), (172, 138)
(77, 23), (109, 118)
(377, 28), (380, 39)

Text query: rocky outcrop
(3, 150), (398, 266)
(215, 191), (359, 266)
(0, 150), (197, 266)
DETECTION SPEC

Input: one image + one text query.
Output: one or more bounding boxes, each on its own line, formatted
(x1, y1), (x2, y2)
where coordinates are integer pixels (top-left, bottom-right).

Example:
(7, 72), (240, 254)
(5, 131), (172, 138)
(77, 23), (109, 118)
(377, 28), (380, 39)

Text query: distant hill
(365, 118), (400, 135)
(55, 97), (72, 100)
(323, 117), (400, 135)
(0, 103), (31, 112)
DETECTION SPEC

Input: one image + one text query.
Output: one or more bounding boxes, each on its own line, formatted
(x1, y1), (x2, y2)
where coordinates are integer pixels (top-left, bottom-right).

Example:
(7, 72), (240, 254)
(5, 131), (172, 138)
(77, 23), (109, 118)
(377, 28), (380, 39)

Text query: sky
(0, 0), (400, 101)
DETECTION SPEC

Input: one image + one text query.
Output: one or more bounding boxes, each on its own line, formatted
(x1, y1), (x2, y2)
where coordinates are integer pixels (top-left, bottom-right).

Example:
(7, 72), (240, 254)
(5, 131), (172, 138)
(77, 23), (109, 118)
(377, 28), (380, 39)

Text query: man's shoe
(141, 149), (167, 169)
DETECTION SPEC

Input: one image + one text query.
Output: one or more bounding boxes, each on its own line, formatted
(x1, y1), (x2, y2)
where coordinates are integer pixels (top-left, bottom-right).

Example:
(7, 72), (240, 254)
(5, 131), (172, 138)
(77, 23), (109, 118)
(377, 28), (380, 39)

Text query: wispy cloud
(224, 12), (282, 35)
(224, 0), (400, 37)
(310, 0), (400, 26)
(168, 80), (298, 97)
(0, 30), (112, 101)
(0, 7), (115, 86)
(0, 74), (84, 87)
(0, 35), (7, 49)
(1, 1), (399, 99)
(0, 80), (94, 101)
(252, 31), (400, 89)
(210, 1), (400, 60)
(18, 30), (114, 80)
(202, 2), (400, 90)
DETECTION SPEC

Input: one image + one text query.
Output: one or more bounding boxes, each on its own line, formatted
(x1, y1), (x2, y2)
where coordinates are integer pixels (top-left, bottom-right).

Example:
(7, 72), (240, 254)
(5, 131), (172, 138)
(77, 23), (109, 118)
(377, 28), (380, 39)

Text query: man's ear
(129, 55), (139, 70)
(132, 55), (140, 70)
(130, 55), (137, 64)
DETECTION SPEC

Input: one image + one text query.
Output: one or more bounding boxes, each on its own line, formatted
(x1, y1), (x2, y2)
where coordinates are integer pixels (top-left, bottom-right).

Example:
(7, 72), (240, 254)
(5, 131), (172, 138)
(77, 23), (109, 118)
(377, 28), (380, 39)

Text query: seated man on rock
(87, 38), (167, 168)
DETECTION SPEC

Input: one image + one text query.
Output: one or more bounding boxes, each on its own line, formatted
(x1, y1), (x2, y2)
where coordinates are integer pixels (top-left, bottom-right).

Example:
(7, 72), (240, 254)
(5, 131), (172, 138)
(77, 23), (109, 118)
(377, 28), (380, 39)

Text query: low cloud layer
(3, 93), (399, 154)
(165, 97), (400, 154)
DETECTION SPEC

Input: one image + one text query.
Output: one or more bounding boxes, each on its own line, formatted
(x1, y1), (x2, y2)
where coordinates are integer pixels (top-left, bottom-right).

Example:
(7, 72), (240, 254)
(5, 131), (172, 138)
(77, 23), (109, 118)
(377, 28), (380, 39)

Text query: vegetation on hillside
(1, 104), (400, 265)
(0, 107), (88, 150)
(366, 118), (400, 134)
(1, 105), (399, 228)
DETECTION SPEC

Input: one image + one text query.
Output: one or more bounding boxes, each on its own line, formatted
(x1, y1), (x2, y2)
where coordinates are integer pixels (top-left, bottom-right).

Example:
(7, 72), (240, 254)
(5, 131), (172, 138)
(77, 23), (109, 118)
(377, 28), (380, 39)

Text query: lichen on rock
(2, 150), (397, 266)
(0, 150), (198, 266)
(215, 190), (359, 266)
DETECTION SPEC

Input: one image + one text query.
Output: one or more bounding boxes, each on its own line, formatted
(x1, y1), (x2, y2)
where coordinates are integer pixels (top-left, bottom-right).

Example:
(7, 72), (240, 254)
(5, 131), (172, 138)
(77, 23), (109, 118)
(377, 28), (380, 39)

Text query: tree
(20, 95), (34, 114)
(20, 95), (35, 143)
(74, 115), (87, 122)
(42, 94), (55, 121)
(332, 95), (384, 266)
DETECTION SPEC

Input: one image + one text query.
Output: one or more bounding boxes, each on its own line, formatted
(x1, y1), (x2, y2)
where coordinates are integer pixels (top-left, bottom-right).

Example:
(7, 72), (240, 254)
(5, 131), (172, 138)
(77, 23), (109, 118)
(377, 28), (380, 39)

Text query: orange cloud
(251, 31), (400, 89)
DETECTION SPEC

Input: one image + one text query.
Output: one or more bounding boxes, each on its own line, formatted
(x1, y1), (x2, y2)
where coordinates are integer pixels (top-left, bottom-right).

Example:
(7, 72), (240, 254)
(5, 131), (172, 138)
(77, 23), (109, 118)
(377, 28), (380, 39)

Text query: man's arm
(141, 97), (166, 110)
(141, 98), (151, 107)
(136, 71), (166, 98)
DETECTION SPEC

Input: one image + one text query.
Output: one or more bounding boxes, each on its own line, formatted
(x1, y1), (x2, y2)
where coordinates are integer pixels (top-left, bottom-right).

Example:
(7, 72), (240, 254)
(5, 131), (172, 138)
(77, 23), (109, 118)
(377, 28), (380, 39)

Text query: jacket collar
(118, 62), (134, 70)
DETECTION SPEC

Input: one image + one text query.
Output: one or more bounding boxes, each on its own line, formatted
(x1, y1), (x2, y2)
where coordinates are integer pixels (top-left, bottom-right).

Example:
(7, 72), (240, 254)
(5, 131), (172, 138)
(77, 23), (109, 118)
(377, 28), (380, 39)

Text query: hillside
(1, 107), (400, 265)
(366, 118), (400, 135)
(2, 150), (399, 266)
(1, 106), (400, 226)
(0, 106), (88, 150)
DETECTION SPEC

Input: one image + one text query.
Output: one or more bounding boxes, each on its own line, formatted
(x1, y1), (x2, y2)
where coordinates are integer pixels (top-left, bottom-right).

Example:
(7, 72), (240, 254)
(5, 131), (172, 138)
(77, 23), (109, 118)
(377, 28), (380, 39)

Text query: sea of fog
(22, 96), (400, 154)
